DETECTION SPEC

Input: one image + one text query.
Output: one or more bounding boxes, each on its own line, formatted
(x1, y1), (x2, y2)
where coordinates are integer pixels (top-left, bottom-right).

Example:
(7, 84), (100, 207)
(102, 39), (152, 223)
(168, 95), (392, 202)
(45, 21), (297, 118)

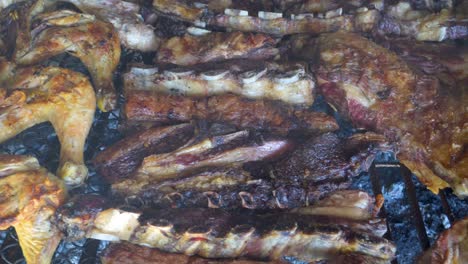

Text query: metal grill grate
(0, 51), (466, 264)
(0, 121), (466, 263)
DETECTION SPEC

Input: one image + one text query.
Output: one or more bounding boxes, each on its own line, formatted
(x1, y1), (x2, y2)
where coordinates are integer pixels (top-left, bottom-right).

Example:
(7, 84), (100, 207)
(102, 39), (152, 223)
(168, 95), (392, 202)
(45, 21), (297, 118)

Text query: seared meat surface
(112, 131), (292, 196)
(124, 92), (338, 135)
(101, 242), (284, 264)
(378, 2), (467, 41)
(152, 0), (380, 36)
(315, 32), (467, 197)
(272, 132), (382, 183)
(94, 124), (195, 183)
(156, 31), (279, 66)
(124, 62), (315, 106)
(107, 131), (379, 210)
(56, 193), (395, 263)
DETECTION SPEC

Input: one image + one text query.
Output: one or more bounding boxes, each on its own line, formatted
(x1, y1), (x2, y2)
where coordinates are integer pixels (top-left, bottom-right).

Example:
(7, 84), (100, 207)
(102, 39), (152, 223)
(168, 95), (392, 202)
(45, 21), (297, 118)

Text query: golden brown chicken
(0, 59), (96, 186)
(14, 9), (120, 111)
(0, 154), (67, 264)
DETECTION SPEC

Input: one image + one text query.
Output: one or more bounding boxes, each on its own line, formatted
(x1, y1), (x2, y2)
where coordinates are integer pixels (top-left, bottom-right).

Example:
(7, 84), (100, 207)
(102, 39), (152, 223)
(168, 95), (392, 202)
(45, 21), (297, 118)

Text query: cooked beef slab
(124, 92), (338, 135)
(93, 124), (195, 183)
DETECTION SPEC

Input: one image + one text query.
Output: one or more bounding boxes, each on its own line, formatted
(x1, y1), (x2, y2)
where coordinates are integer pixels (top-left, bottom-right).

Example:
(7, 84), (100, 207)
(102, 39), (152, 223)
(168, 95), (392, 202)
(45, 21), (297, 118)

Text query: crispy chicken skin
(0, 154), (67, 264)
(315, 32), (467, 197)
(63, 0), (160, 51)
(418, 217), (468, 264)
(0, 63), (96, 186)
(14, 10), (120, 111)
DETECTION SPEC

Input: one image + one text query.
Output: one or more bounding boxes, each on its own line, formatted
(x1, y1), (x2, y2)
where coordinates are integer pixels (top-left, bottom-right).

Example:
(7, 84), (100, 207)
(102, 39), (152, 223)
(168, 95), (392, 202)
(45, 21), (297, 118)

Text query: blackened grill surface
(1, 53), (467, 264)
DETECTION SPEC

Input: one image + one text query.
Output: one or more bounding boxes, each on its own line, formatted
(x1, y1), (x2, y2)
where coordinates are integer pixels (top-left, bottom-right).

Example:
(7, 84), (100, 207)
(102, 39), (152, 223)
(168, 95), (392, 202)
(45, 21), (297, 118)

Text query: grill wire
(0, 50), (467, 264)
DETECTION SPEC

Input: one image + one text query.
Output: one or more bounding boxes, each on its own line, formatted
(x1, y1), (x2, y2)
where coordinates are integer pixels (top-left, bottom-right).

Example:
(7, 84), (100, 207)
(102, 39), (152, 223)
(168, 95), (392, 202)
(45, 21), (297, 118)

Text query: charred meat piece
(14, 10), (120, 111)
(101, 242), (284, 264)
(379, 2), (468, 41)
(405, 0), (454, 11)
(315, 32), (467, 197)
(124, 92), (338, 135)
(114, 168), (253, 208)
(112, 131), (292, 194)
(94, 124), (195, 183)
(0, 155), (67, 264)
(152, 0), (380, 35)
(417, 217), (468, 264)
(156, 31), (279, 66)
(0, 64), (96, 186)
(123, 132), (381, 210)
(63, 0), (160, 51)
(377, 38), (468, 84)
(273, 132), (382, 183)
(121, 173), (352, 210)
(286, 0), (368, 14)
(56, 196), (395, 263)
(124, 62), (315, 106)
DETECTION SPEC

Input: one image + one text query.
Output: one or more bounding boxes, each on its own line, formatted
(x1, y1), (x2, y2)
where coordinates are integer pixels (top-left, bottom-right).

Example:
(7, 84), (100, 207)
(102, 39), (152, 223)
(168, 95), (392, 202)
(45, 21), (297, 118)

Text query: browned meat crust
(57, 197), (396, 263)
(157, 31), (279, 66)
(315, 32), (467, 197)
(272, 132), (381, 183)
(124, 92), (338, 135)
(93, 124), (194, 183)
(101, 242), (283, 264)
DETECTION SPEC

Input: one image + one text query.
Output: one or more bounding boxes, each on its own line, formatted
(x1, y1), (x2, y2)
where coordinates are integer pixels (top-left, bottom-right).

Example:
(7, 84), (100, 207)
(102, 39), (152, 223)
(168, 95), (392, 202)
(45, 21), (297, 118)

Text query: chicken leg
(14, 9), (120, 111)
(0, 154), (67, 264)
(0, 63), (96, 186)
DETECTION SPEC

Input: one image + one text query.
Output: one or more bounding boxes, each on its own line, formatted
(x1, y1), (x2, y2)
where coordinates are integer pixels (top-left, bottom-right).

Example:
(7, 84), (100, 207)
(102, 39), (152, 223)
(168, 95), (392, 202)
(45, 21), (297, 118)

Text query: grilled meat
(14, 10), (120, 111)
(101, 242), (284, 264)
(0, 63), (95, 186)
(377, 38), (468, 84)
(152, 0), (380, 35)
(63, 0), (160, 51)
(272, 132), (382, 183)
(291, 190), (382, 222)
(315, 32), (467, 198)
(418, 217), (468, 264)
(112, 131), (292, 195)
(156, 31), (279, 66)
(93, 124), (195, 183)
(0, 155), (67, 264)
(120, 172), (352, 210)
(108, 132), (378, 210)
(287, 0), (369, 14)
(124, 62), (315, 106)
(378, 2), (468, 41)
(124, 92), (338, 135)
(56, 195), (395, 263)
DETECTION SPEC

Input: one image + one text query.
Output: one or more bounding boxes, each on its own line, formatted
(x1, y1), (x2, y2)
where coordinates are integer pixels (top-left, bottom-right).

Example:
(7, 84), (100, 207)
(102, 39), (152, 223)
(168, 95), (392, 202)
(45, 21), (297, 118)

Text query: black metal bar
(369, 163), (398, 264)
(438, 190), (455, 224)
(400, 166), (431, 250)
